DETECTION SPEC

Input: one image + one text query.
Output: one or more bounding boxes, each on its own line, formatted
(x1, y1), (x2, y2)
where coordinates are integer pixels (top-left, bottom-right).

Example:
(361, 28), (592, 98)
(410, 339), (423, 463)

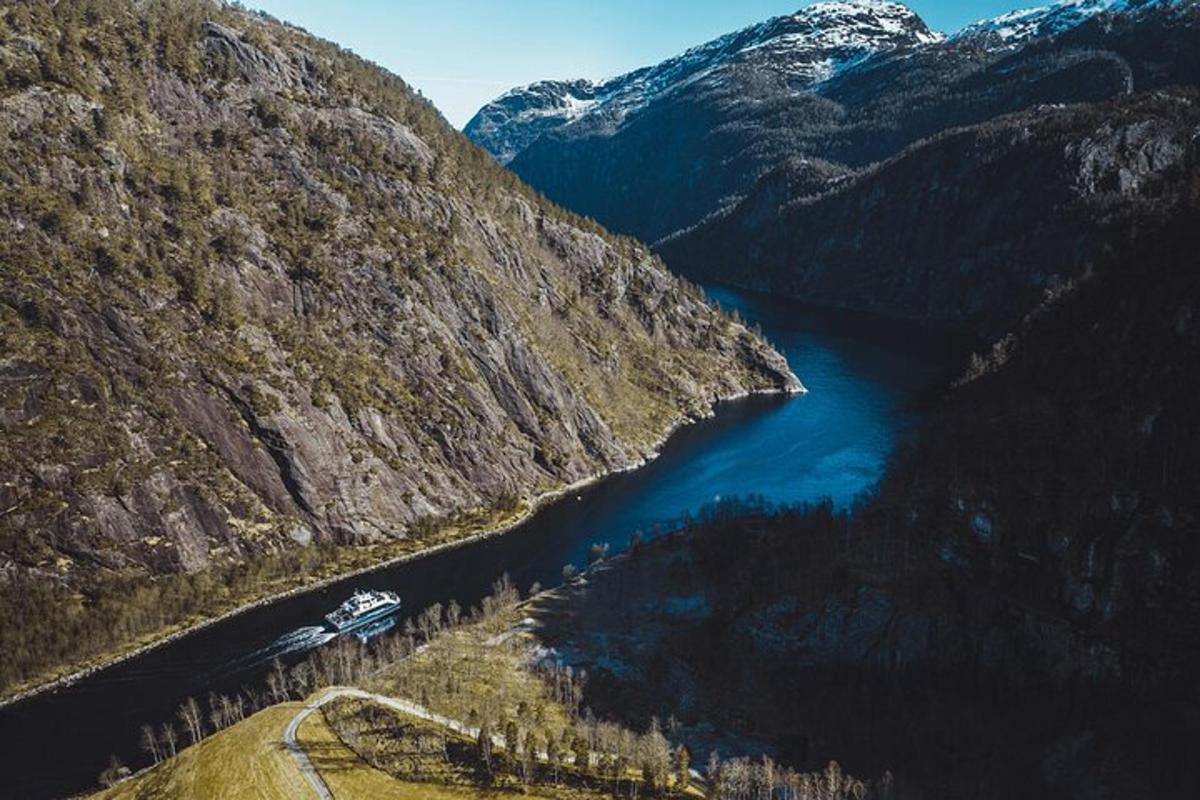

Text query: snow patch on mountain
(466, 0), (1186, 166)
(953, 0), (1182, 47)
(466, 0), (942, 163)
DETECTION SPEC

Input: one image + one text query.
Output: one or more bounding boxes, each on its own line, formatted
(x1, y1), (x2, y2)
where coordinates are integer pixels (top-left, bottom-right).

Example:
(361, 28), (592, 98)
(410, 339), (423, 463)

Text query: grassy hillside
(97, 702), (309, 799)
(97, 699), (589, 800)
(98, 576), (869, 799)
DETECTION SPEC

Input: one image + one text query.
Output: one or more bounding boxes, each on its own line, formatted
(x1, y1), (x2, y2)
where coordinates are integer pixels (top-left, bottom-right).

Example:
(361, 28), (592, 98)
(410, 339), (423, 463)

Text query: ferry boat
(324, 589), (402, 636)
(353, 616), (398, 643)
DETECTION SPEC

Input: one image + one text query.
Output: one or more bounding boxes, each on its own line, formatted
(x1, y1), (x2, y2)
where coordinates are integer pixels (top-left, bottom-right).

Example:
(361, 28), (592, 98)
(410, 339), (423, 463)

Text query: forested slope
(0, 0), (796, 697)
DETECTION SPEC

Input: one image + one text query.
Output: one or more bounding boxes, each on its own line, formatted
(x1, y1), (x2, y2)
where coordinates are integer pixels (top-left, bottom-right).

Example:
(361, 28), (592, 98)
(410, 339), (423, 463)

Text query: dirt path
(281, 686), (503, 798)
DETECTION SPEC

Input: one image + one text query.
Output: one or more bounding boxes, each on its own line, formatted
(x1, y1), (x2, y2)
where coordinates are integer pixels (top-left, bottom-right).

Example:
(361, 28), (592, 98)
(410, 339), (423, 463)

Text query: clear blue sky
(248, 1), (1030, 128)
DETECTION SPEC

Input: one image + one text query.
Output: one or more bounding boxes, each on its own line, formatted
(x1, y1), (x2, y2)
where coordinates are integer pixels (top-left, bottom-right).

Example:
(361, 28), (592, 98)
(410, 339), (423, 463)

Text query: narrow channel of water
(0, 286), (959, 798)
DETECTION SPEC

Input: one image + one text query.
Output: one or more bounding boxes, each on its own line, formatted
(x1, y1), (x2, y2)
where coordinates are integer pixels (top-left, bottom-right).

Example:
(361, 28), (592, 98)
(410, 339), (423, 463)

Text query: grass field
(95, 693), (616, 800)
(366, 608), (575, 736)
(297, 704), (574, 800)
(97, 703), (311, 800)
(94, 592), (690, 799)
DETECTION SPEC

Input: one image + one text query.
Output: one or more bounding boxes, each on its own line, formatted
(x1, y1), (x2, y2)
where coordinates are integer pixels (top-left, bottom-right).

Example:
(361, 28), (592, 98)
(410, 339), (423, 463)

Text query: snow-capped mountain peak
(467, 1), (941, 163)
(952, 0), (1182, 47)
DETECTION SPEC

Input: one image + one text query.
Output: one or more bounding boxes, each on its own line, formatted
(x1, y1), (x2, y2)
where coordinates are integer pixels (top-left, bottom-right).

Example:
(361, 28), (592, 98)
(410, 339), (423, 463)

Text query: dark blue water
(0, 285), (958, 798)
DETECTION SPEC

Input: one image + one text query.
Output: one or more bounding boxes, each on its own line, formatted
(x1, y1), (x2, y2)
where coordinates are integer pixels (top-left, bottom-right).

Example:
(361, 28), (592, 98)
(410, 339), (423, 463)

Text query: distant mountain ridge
(466, 0), (1194, 244)
(953, 0), (1179, 47)
(467, 1), (940, 164)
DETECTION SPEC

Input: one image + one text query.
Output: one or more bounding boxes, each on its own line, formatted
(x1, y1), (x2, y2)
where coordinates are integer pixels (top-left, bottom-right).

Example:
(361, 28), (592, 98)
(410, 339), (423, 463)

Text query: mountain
(953, 0), (1177, 47)
(467, 0), (1196, 244)
(466, 0), (942, 241)
(660, 1), (1200, 332)
(467, 0), (941, 163)
(660, 90), (1200, 333)
(0, 0), (797, 696)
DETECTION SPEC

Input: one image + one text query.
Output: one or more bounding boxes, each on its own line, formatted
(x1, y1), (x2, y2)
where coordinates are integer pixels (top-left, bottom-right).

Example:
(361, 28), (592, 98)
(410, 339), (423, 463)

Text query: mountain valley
(0, 0), (1197, 798)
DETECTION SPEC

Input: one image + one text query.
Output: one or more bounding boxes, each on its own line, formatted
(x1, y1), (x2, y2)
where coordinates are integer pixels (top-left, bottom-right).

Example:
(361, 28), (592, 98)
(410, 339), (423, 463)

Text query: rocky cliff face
(0, 0), (796, 693)
(661, 91), (1200, 333)
(467, 0), (1198, 245)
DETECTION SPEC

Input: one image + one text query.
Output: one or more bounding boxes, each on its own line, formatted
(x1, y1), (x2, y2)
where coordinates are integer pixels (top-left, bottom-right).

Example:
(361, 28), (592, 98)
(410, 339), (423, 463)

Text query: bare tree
(289, 662), (312, 700)
(546, 734), (562, 784)
(505, 719), (521, 765)
(230, 693), (247, 723)
(158, 722), (179, 759)
(266, 660), (288, 704)
(521, 730), (538, 785)
(98, 754), (127, 788)
(139, 723), (162, 764)
(177, 696), (204, 745)
(878, 769), (896, 800)
(824, 759), (845, 800)
(417, 603), (442, 642)
(446, 598), (462, 628)
(268, 656), (288, 702)
(207, 692), (226, 732)
(244, 685), (267, 713)
(491, 573), (519, 609)
(572, 733), (590, 773)
(476, 721), (493, 781)
(706, 749), (721, 785)
(220, 694), (237, 728)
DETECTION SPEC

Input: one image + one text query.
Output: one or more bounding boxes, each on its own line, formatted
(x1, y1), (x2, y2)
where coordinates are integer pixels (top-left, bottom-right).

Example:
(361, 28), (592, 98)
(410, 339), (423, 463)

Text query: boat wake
(203, 625), (337, 682)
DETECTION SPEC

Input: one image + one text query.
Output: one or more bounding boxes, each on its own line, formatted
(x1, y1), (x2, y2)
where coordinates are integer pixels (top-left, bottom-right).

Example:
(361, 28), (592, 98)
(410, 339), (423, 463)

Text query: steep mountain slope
(541, 159), (1200, 800)
(467, 0), (941, 242)
(468, 0), (1197, 244)
(0, 0), (796, 696)
(466, 1), (940, 164)
(660, 90), (1200, 333)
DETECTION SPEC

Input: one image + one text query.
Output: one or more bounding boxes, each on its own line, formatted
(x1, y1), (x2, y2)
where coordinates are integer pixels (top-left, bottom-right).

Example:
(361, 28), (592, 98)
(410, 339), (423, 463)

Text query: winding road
(282, 686), (501, 799)
(280, 616), (695, 798)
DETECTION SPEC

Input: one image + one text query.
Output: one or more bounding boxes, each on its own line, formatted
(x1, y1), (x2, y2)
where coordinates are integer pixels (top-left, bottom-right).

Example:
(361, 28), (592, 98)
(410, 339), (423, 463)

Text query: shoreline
(0, 381), (802, 712)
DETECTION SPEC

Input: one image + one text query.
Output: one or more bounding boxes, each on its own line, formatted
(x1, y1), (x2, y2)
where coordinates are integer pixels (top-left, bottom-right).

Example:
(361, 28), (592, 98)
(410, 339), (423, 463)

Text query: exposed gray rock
(0, 6), (798, 605)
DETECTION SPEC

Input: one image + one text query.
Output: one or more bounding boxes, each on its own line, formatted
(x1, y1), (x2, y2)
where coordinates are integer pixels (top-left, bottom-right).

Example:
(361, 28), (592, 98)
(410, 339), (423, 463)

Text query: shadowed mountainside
(534, 171), (1200, 799)
(660, 90), (1200, 334)
(469, 1), (1199, 246)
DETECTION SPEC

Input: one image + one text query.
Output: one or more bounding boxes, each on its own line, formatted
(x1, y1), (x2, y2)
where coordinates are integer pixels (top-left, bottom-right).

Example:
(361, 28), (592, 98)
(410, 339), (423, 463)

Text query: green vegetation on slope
(0, 0), (794, 698)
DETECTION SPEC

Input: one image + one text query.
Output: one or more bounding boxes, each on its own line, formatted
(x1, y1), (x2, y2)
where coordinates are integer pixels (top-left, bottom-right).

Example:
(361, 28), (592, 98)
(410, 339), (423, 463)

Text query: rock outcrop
(0, 0), (796, 693)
